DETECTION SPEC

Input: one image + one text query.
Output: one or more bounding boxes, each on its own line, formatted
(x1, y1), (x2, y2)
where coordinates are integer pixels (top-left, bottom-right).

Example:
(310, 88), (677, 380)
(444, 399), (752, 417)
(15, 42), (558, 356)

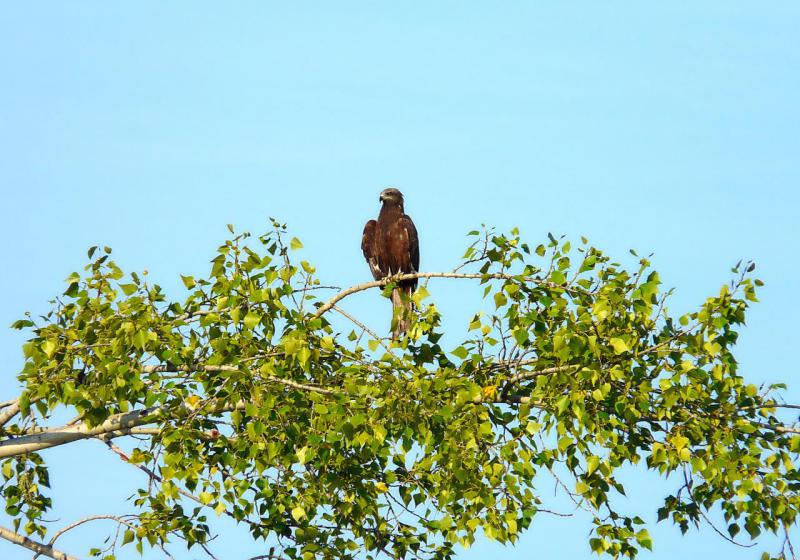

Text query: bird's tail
(390, 287), (413, 339)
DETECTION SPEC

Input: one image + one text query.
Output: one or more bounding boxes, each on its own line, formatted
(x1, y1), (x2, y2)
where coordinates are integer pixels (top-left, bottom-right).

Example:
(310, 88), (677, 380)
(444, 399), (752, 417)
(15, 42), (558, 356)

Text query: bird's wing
(402, 214), (420, 273)
(361, 219), (383, 280)
(385, 214), (419, 291)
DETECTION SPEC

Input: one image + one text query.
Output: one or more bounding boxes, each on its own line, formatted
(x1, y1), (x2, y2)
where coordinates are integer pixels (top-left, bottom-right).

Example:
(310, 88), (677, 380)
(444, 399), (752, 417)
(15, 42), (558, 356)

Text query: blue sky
(1, 2), (798, 559)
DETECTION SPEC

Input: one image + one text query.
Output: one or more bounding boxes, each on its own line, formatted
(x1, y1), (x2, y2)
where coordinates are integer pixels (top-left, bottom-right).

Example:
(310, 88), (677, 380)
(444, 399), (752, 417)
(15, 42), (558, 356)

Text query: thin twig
(503, 365), (577, 386)
(534, 507), (574, 518)
(750, 420), (800, 434)
(293, 285), (340, 294)
(44, 515), (137, 553)
(785, 524), (797, 560)
(682, 468), (756, 548)
(497, 363), (583, 400)
(331, 304), (390, 353)
(140, 364), (335, 396)
(103, 439), (206, 507)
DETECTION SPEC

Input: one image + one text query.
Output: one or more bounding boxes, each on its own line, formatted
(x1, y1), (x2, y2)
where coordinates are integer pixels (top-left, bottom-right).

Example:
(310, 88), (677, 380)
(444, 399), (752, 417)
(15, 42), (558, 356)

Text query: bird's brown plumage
(362, 188), (420, 338)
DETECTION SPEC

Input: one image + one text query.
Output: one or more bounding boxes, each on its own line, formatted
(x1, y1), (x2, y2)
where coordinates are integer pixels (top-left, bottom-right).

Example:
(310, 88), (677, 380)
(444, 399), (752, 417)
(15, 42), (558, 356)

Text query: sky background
(1, 2), (799, 559)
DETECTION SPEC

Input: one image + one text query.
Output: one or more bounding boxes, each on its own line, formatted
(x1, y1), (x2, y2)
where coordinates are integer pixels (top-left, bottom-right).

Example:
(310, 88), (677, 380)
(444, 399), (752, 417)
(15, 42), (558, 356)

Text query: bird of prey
(361, 188), (420, 338)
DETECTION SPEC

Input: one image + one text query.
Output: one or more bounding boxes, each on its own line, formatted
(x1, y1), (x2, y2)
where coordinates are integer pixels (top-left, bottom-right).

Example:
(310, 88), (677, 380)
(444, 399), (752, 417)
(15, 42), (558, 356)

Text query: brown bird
(362, 188), (420, 338)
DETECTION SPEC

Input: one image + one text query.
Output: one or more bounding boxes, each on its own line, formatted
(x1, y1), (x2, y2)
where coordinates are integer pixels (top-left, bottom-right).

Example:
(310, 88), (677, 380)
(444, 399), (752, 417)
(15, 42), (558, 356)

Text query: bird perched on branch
(361, 188), (420, 338)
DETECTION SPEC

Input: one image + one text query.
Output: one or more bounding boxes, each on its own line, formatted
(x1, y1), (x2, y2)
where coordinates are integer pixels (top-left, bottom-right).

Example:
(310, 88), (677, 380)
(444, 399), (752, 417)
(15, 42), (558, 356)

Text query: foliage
(1, 221), (798, 560)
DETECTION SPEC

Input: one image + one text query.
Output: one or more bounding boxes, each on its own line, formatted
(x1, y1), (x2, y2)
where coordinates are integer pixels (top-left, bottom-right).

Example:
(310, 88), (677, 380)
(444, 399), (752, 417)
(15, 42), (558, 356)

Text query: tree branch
(504, 365), (577, 385)
(2, 383), (531, 458)
(41, 515), (137, 557)
(103, 439), (208, 507)
(0, 360), (338, 458)
(0, 398), (249, 459)
(0, 400), (21, 427)
(331, 304), (390, 352)
(313, 272), (579, 318)
(140, 364), (335, 396)
(4, 369), (798, 459)
(681, 468), (756, 548)
(751, 420), (800, 434)
(0, 524), (79, 560)
(0, 404), (174, 459)
(0, 366), (333, 459)
(499, 366), (577, 400)
(0, 399), (18, 410)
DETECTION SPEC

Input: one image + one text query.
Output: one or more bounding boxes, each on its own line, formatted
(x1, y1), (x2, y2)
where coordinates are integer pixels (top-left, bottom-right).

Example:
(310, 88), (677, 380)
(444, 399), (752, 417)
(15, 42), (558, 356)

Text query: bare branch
(331, 304), (390, 352)
(0, 404), (173, 459)
(0, 360), (342, 458)
(313, 272), (580, 318)
(747, 403), (800, 411)
(499, 365), (577, 400)
(751, 420), (800, 434)
(4, 368), (798, 460)
(533, 507), (574, 518)
(141, 364), (336, 396)
(0, 400), (22, 427)
(505, 365), (577, 385)
(0, 398), (246, 459)
(682, 468), (756, 548)
(44, 515), (136, 553)
(0, 524), (79, 560)
(0, 399), (18, 410)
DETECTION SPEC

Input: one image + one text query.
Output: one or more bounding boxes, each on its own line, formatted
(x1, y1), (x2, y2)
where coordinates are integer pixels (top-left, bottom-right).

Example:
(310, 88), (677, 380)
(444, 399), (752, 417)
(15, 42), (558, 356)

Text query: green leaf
(300, 260), (316, 274)
(291, 506), (306, 522)
(590, 538), (605, 553)
(243, 311), (261, 330)
(609, 337), (629, 354)
(290, 237), (304, 250)
(512, 329), (529, 346)
(412, 285), (430, 305)
(133, 330), (148, 350)
(42, 339), (58, 358)
(119, 283), (138, 296)
(636, 529), (653, 550)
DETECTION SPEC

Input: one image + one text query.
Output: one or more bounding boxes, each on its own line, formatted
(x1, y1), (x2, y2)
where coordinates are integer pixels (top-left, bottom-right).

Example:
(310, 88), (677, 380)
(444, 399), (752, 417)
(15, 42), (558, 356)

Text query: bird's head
(379, 188), (404, 205)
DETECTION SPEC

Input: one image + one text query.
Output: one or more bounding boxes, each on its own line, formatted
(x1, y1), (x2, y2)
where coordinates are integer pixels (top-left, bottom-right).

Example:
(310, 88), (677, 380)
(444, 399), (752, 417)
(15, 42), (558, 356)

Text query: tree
(1, 220), (797, 560)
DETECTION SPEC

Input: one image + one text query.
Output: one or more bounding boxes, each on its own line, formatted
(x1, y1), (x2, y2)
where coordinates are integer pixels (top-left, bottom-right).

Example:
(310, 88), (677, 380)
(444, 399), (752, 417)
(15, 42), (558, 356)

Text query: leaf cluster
(2, 222), (797, 560)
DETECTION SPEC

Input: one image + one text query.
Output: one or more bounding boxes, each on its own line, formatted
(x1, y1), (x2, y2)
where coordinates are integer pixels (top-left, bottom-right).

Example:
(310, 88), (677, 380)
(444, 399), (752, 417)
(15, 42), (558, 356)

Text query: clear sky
(1, 2), (798, 559)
